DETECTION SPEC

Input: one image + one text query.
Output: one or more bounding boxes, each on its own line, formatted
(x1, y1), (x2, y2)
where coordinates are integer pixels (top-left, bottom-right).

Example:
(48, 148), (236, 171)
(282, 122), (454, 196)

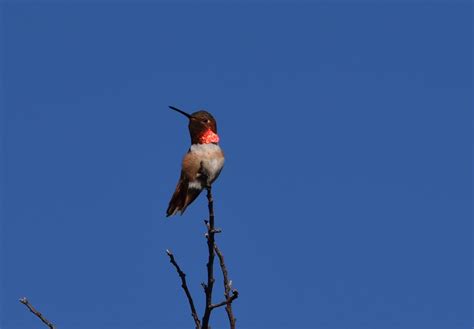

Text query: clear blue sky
(1, 1), (471, 329)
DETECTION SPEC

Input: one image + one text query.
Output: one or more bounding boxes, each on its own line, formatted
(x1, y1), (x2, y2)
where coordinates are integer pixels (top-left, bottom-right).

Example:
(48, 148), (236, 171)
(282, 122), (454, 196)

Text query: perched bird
(166, 106), (225, 217)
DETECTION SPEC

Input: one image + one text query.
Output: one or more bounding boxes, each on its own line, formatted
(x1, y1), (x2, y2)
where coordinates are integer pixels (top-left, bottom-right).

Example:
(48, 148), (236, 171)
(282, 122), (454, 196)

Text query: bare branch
(201, 187), (216, 329)
(167, 186), (238, 328)
(215, 243), (238, 328)
(166, 250), (201, 329)
(209, 290), (239, 310)
(19, 297), (56, 329)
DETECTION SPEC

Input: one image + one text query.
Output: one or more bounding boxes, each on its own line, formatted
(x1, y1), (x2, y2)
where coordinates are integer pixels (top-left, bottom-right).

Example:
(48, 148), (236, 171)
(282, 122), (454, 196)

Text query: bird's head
(169, 106), (219, 144)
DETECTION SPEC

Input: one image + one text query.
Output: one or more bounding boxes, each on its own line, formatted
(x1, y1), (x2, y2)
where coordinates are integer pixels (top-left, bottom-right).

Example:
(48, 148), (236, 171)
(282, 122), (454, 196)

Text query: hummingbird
(166, 106), (225, 217)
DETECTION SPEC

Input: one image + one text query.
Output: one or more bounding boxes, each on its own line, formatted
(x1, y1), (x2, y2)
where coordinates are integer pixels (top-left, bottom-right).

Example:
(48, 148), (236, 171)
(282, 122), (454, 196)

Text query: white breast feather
(188, 181), (202, 190)
(190, 143), (224, 183)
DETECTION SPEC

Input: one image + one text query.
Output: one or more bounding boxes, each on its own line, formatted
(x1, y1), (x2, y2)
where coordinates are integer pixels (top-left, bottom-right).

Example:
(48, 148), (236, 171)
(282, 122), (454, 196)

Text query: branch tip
(166, 250), (201, 329)
(19, 297), (56, 329)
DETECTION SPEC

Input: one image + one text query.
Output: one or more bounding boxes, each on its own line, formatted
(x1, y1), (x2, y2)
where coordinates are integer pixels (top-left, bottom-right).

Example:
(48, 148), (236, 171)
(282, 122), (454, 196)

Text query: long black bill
(169, 106), (192, 119)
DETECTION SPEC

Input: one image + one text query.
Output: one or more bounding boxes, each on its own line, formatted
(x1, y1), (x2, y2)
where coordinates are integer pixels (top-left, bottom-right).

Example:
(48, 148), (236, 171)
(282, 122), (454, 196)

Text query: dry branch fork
(166, 187), (238, 329)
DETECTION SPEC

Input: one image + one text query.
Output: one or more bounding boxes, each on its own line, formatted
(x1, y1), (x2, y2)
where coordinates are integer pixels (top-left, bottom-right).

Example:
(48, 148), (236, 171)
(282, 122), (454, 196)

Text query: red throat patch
(199, 129), (220, 144)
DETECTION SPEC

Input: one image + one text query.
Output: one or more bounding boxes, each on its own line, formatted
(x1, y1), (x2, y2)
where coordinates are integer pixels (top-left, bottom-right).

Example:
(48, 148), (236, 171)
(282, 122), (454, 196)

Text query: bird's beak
(169, 106), (192, 119)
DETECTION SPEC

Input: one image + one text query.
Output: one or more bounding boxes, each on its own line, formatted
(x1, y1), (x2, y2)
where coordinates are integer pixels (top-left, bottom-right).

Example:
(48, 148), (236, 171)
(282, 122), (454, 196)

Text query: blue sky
(0, 1), (472, 329)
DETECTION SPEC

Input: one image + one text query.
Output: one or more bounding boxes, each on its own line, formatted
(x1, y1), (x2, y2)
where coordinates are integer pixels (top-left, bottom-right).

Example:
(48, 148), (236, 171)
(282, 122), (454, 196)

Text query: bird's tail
(166, 174), (202, 217)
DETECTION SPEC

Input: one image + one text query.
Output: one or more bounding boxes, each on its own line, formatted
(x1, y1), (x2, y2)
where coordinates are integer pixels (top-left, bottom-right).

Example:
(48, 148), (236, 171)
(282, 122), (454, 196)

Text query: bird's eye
(203, 119), (210, 124)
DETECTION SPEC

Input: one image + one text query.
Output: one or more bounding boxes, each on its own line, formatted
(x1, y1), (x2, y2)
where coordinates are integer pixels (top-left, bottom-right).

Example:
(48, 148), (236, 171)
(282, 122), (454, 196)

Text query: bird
(166, 106), (225, 217)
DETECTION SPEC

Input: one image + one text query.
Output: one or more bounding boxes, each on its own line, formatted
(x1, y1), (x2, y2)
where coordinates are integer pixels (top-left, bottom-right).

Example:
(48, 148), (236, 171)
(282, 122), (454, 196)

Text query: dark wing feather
(166, 172), (204, 217)
(166, 172), (189, 217)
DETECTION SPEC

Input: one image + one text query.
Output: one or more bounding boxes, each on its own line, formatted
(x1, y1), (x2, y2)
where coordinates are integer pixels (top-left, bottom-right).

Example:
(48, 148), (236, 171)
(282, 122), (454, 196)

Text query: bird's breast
(183, 143), (224, 184)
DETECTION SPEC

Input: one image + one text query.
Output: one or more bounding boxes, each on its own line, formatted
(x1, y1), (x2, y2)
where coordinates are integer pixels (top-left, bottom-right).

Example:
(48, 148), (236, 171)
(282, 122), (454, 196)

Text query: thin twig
(167, 185), (238, 328)
(19, 297), (55, 329)
(215, 243), (238, 328)
(201, 187), (216, 329)
(166, 250), (201, 329)
(209, 290), (239, 310)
